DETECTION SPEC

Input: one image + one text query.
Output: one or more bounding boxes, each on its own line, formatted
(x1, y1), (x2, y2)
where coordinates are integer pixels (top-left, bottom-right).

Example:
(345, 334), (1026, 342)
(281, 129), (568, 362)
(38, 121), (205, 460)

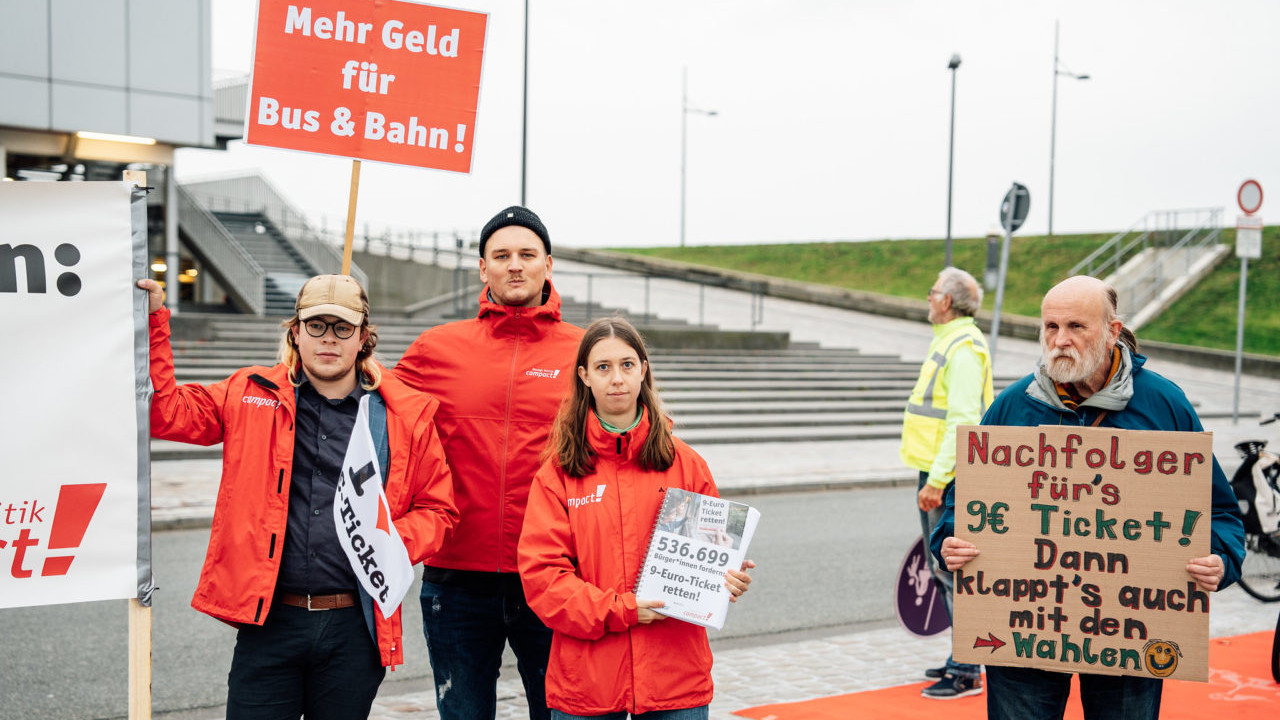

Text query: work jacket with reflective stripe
(900, 316), (994, 487)
(147, 307), (458, 667)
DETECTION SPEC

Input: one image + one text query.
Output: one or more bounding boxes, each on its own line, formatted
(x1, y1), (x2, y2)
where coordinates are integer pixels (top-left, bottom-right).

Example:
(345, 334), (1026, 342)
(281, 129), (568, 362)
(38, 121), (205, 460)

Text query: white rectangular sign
(0, 182), (140, 608)
(1237, 215), (1263, 259)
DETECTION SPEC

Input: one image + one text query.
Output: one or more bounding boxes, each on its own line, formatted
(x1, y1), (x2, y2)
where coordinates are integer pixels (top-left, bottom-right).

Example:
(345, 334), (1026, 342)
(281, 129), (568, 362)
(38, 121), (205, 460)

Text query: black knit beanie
(479, 206), (551, 256)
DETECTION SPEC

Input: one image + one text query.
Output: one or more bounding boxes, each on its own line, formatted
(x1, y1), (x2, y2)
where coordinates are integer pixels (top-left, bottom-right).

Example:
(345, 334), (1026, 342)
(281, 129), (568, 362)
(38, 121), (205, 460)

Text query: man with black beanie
(394, 206), (584, 720)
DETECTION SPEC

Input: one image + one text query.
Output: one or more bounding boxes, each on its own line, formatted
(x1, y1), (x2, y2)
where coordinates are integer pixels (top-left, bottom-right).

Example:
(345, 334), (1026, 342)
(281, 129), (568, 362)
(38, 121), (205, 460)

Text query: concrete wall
(556, 247), (1280, 378)
(352, 250), (459, 310)
(0, 0), (214, 147)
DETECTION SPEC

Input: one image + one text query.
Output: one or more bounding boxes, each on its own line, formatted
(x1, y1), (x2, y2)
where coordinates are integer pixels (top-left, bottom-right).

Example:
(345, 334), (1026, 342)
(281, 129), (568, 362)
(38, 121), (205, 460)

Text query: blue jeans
(226, 602), (384, 720)
(918, 472), (980, 679)
(986, 665), (1162, 719)
(421, 579), (553, 720)
(550, 705), (709, 720)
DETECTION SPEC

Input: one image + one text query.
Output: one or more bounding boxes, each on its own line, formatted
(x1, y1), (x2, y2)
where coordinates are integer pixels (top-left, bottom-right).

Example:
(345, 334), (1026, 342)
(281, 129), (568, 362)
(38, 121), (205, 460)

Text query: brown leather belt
(279, 592), (357, 611)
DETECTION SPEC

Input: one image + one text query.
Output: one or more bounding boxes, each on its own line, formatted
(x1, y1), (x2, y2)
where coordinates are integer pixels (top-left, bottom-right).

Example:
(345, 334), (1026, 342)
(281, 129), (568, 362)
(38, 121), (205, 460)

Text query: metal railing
(175, 185), (266, 314)
(553, 270), (767, 330)
(1120, 210), (1223, 314)
(180, 174), (770, 330)
(1068, 208), (1223, 279)
(181, 175), (368, 288)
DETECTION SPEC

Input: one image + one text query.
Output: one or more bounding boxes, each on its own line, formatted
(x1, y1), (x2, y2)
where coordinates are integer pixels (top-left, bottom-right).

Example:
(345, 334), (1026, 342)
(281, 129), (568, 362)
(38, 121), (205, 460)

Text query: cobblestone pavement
(358, 585), (1277, 720)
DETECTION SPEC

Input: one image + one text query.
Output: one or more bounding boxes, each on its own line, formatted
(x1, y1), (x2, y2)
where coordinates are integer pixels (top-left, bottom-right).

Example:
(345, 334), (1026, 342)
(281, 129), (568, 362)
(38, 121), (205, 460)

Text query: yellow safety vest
(899, 317), (994, 474)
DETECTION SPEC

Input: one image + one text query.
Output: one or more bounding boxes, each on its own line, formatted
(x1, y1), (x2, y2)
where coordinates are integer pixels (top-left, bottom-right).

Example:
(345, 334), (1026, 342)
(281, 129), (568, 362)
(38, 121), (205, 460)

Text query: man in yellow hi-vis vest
(900, 266), (994, 700)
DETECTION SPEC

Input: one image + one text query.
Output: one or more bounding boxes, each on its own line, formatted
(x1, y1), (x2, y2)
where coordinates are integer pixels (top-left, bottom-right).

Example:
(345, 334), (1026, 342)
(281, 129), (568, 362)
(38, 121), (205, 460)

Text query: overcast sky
(178, 0), (1280, 248)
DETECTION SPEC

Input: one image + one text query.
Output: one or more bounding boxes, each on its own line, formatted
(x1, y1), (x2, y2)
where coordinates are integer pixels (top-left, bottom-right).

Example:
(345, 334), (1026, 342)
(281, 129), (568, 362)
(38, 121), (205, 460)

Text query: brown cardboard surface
(952, 425), (1212, 681)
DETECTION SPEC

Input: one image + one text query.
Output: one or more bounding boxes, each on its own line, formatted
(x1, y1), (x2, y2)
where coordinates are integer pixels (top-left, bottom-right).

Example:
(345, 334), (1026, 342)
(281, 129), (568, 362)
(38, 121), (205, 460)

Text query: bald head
(1040, 276), (1123, 392)
(1042, 275), (1109, 316)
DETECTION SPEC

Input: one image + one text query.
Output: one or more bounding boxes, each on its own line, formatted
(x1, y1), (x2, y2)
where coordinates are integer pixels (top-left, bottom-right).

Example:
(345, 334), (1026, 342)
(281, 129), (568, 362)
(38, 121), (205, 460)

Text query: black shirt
(276, 376), (365, 595)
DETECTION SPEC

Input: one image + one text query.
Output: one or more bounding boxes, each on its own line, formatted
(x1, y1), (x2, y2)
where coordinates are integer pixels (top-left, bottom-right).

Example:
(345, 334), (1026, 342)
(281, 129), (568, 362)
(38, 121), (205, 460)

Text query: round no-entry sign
(1238, 179), (1263, 215)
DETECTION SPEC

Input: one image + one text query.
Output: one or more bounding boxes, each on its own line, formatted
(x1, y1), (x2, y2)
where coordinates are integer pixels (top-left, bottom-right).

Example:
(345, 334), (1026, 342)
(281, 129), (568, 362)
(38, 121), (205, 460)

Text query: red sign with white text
(246, 0), (488, 172)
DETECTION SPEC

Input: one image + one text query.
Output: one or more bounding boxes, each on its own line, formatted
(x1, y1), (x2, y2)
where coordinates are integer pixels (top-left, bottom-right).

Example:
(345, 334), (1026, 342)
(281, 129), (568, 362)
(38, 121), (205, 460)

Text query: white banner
(334, 396), (413, 619)
(0, 182), (140, 608)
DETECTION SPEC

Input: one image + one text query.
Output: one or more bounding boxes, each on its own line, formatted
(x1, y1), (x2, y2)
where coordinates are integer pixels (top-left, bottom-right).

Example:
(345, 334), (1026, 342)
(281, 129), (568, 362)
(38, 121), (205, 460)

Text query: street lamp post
(680, 67), (717, 247)
(520, 0), (529, 206)
(1048, 20), (1089, 240)
(945, 53), (961, 268)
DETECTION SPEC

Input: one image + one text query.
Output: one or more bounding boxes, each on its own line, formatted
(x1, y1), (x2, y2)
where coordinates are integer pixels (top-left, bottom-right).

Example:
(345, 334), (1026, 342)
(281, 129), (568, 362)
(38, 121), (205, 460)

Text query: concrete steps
(151, 308), (1017, 460)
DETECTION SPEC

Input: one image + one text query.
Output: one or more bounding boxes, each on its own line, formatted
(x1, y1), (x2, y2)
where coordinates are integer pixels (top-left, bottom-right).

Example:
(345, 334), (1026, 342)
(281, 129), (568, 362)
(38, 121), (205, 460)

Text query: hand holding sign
(941, 536), (981, 572)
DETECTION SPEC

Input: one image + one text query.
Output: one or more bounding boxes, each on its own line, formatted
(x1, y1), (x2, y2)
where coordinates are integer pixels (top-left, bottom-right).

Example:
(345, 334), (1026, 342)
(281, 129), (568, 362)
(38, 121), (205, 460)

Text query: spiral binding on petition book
(632, 486), (676, 593)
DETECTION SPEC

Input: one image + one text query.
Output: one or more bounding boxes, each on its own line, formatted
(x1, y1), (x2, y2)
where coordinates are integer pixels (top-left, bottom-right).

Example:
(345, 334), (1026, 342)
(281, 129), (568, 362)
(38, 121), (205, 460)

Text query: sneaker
(921, 673), (983, 700)
(924, 665), (948, 680)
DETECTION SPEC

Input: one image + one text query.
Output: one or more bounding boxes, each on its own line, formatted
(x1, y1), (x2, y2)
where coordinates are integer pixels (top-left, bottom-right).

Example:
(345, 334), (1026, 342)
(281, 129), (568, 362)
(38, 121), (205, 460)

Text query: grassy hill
(617, 226), (1280, 356)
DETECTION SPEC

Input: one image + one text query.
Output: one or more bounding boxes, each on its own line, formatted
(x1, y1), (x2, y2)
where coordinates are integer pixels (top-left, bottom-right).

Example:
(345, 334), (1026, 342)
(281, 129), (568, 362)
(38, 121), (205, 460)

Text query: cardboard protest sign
(952, 425), (1212, 681)
(0, 183), (146, 608)
(246, 0), (488, 172)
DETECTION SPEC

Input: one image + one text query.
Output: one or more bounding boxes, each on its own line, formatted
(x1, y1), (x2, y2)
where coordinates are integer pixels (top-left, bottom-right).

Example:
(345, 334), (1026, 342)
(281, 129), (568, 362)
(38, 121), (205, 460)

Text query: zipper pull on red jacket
(616, 436), (623, 455)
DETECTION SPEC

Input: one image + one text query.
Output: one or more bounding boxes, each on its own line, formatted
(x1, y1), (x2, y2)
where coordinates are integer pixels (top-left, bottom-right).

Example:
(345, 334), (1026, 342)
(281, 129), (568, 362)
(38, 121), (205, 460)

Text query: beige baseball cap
(296, 274), (365, 325)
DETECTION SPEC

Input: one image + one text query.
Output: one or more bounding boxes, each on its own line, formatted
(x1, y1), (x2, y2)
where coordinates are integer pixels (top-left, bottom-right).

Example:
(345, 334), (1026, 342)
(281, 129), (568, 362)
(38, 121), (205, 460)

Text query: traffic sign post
(989, 182), (1031, 363)
(1233, 179), (1264, 423)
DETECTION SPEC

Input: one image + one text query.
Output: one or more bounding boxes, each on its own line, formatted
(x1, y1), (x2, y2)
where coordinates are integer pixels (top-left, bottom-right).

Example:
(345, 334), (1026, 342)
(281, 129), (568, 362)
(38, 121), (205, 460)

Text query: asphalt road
(0, 485), (921, 720)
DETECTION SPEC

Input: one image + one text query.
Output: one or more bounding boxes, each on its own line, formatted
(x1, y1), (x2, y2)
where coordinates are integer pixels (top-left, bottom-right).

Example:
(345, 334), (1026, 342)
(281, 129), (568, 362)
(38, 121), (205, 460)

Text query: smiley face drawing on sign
(1142, 639), (1182, 678)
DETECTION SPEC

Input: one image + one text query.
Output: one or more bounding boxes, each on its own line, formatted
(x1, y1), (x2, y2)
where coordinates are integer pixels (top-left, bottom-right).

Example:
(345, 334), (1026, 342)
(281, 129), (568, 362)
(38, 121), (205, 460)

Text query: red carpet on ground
(734, 631), (1280, 719)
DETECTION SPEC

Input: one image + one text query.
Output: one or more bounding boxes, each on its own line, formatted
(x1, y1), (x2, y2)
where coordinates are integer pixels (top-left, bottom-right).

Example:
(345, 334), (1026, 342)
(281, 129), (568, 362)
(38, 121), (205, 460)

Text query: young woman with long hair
(518, 316), (754, 720)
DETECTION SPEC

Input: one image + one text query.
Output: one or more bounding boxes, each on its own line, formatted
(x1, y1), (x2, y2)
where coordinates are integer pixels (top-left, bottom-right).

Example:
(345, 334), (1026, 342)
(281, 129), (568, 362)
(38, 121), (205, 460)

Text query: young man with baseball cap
(394, 206), (584, 720)
(138, 274), (458, 719)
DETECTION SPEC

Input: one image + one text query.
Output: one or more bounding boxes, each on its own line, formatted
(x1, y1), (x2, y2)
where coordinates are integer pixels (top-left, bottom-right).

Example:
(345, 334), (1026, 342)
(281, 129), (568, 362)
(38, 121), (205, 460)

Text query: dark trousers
(986, 665), (1162, 720)
(918, 471), (980, 678)
(226, 602), (385, 720)
(421, 579), (553, 720)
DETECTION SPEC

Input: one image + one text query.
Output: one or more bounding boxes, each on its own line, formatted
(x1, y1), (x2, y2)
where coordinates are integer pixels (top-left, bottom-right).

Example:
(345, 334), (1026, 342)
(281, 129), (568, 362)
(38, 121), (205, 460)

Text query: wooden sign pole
(342, 159), (361, 275)
(123, 169), (153, 720)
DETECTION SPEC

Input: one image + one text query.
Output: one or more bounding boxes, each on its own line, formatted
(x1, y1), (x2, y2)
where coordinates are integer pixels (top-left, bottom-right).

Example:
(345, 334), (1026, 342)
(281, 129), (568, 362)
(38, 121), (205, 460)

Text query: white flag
(334, 395), (414, 619)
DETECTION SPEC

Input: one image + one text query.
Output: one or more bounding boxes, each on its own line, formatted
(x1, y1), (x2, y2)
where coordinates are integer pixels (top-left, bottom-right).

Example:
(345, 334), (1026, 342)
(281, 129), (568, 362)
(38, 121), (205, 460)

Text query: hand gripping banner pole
(124, 169), (154, 720)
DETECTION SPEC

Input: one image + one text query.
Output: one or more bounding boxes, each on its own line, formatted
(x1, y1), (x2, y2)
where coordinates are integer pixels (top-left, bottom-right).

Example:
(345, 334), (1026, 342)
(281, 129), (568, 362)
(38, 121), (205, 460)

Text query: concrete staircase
(151, 308), (981, 460)
(1068, 208), (1227, 331)
(212, 211), (317, 316)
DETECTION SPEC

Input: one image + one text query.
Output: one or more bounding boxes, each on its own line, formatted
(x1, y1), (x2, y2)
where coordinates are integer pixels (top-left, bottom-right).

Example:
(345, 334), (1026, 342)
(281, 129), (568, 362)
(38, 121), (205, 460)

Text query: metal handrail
(175, 185), (266, 314)
(1122, 210), (1222, 312)
(1070, 220), (1149, 278)
(180, 175), (369, 288)
(179, 174), (769, 329)
(1068, 207), (1224, 279)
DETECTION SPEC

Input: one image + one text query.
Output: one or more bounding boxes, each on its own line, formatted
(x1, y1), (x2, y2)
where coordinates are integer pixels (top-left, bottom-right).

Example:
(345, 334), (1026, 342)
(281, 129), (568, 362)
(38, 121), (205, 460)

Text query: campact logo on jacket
(525, 367), (561, 379)
(241, 395), (280, 409)
(567, 484), (607, 509)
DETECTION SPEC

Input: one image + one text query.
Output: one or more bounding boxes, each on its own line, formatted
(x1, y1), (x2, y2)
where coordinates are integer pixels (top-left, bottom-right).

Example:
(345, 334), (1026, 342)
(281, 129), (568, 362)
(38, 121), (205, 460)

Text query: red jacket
(518, 410), (717, 715)
(393, 283), (583, 572)
(147, 308), (458, 667)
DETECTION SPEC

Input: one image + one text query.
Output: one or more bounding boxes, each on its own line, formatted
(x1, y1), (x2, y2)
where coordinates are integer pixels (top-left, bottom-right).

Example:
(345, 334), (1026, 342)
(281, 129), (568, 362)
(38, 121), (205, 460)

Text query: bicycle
(1229, 412), (1280, 602)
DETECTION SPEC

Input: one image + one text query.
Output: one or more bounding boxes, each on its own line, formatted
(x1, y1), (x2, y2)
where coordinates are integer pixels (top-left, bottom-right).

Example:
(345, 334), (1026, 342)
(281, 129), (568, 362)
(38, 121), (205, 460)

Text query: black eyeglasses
(303, 319), (357, 339)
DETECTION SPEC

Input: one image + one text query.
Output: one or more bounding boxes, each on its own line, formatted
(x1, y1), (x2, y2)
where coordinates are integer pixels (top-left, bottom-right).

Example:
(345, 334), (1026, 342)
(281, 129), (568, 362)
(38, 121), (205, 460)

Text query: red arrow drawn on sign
(973, 633), (1006, 652)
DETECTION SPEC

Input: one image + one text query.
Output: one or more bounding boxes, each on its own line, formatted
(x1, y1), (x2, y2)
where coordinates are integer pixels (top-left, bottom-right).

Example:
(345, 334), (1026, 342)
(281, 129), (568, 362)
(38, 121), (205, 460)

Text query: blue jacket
(930, 350), (1245, 588)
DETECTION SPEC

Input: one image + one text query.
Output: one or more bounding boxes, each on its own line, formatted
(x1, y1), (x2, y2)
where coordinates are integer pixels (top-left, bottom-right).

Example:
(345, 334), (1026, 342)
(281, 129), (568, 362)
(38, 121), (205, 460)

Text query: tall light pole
(520, 0), (530, 206)
(680, 67), (717, 247)
(945, 53), (961, 268)
(1048, 20), (1089, 239)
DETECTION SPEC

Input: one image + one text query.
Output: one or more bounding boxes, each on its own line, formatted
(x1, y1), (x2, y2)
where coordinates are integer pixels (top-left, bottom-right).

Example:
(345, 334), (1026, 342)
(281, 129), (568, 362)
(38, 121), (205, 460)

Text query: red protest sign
(246, 0), (487, 173)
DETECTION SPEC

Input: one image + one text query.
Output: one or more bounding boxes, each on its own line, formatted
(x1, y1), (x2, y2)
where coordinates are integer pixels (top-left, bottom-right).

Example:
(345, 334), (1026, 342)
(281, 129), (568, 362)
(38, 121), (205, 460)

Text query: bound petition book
(633, 488), (761, 630)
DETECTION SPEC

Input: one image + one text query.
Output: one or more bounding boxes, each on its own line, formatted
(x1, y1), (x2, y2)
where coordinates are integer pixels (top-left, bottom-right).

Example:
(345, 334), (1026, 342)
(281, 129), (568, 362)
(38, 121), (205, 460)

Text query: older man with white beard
(928, 275), (1244, 720)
